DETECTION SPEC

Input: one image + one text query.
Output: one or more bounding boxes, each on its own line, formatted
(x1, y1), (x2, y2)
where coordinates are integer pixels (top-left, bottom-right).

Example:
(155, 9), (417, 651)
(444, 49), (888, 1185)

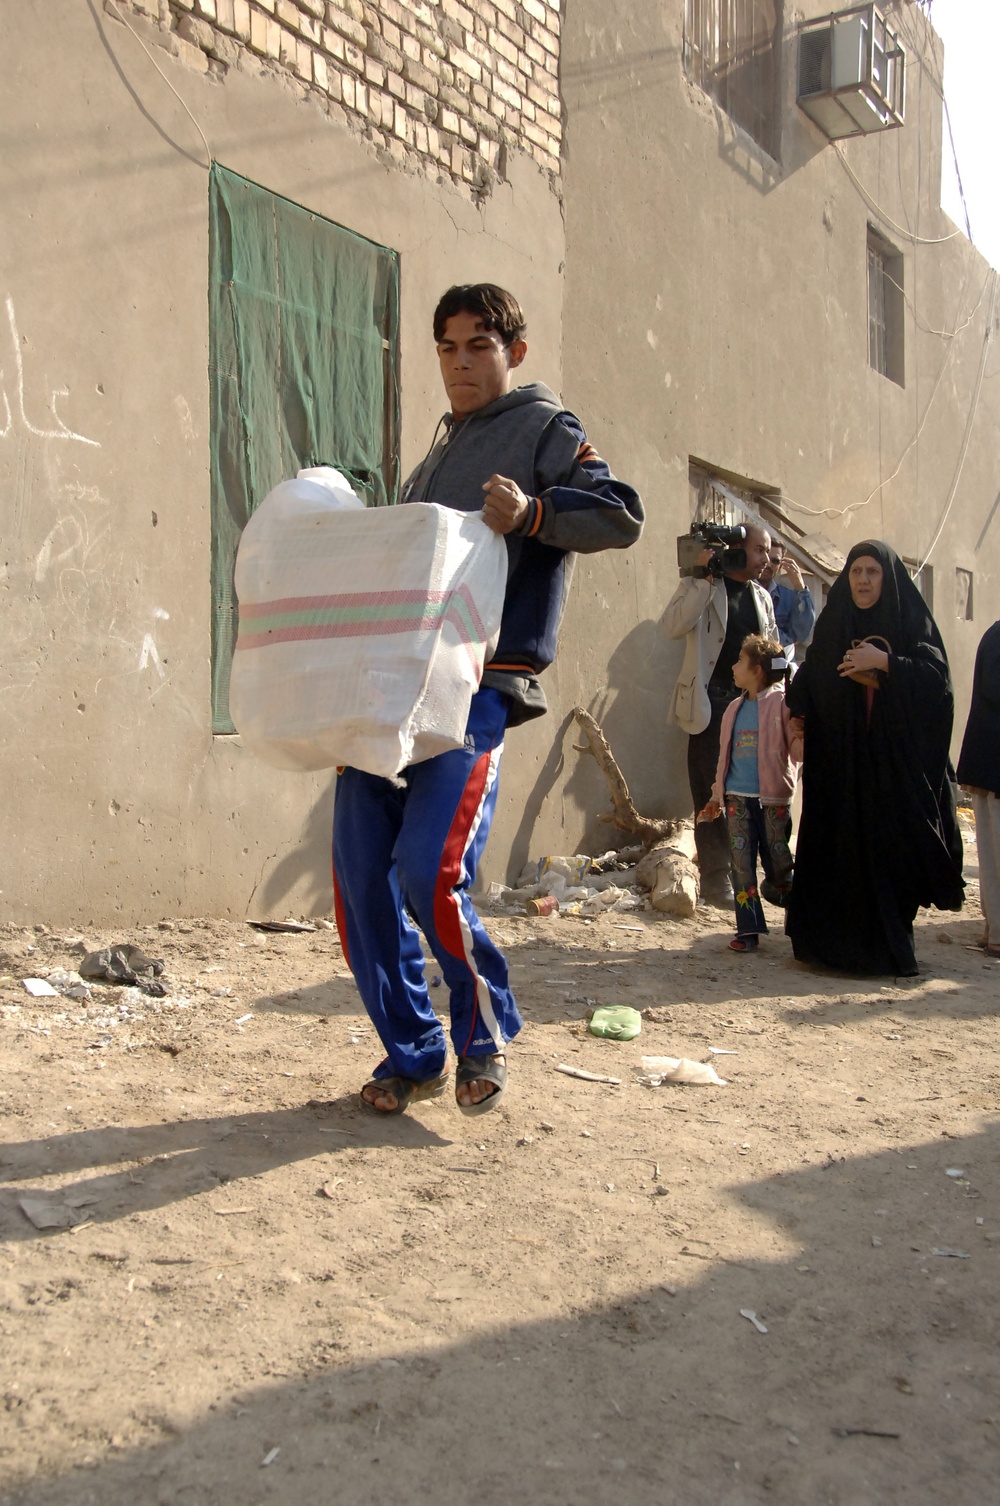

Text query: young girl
(699, 634), (803, 952)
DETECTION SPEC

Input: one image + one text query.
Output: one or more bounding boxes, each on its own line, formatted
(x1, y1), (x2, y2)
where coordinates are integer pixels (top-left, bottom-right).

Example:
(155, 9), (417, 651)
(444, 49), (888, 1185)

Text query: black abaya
(786, 540), (964, 976)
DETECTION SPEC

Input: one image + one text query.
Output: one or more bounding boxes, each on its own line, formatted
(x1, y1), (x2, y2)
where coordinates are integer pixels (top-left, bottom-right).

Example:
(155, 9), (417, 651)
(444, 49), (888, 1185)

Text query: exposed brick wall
(109, 0), (562, 192)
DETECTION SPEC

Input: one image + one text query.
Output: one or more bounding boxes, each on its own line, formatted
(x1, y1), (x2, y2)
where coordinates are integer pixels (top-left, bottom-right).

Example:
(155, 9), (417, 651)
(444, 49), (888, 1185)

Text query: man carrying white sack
(333, 283), (643, 1116)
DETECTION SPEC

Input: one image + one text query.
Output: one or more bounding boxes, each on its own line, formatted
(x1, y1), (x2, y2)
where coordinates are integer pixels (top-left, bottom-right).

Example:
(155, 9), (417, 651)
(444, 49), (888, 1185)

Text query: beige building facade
(1, 0), (996, 926)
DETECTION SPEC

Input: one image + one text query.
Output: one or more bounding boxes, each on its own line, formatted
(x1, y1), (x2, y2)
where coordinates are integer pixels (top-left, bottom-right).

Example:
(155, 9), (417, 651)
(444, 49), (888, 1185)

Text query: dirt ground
(2, 830), (999, 1506)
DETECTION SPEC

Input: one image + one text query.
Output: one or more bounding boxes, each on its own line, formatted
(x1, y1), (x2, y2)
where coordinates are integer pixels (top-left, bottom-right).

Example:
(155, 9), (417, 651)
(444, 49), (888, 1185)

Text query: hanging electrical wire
(833, 144), (961, 245)
(916, 267), (998, 571)
(106, 0), (213, 170)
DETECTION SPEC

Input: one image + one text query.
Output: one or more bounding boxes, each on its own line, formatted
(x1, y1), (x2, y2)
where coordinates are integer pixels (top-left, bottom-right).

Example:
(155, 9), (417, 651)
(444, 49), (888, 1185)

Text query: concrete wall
(0, 0), (566, 925)
(558, 0), (1000, 840)
(5, 0), (997, 926)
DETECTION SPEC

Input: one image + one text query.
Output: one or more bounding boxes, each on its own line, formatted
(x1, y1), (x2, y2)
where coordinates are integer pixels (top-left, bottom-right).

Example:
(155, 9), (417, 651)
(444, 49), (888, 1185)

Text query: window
(209, 164), (400, 732)
(683, 0), (784, 158)
(904, 558), (933, 612)
(867, 225), (904, 385)
(955, 567), (974, 621)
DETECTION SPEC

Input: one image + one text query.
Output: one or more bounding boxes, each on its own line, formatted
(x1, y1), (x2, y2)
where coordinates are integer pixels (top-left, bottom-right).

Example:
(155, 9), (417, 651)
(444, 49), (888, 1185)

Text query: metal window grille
(684, 0), (783, 157)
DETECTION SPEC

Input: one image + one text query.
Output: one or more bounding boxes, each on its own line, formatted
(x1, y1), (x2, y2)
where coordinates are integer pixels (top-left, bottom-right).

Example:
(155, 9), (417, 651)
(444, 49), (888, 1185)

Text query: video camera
(676, 521), (748, 579)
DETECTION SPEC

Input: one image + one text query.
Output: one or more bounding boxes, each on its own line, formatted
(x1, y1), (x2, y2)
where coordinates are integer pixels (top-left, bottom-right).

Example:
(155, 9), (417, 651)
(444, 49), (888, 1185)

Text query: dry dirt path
(2, 874), (999, 1505)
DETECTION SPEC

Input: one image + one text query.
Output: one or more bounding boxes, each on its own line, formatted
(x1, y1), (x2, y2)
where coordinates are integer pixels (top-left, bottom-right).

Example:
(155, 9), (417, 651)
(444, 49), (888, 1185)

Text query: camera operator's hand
(696, 547), (716, 577)
(778, 556), (805, 591)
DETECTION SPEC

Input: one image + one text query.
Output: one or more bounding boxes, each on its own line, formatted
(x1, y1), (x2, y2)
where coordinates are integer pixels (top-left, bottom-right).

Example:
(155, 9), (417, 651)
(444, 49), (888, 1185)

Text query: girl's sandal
(729, 934), (759, 952)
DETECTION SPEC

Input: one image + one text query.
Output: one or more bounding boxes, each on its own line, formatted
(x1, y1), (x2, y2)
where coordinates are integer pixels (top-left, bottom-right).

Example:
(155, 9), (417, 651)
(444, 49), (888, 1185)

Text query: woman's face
(848, 555), (884, 609)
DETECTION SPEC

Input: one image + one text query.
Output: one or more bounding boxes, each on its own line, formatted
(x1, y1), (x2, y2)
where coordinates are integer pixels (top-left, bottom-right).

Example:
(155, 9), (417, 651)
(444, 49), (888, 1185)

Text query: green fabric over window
(209, 164), (400, 732)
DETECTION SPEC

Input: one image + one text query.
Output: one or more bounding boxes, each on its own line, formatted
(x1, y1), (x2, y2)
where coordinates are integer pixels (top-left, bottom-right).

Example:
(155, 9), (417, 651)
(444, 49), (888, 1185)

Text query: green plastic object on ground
(587, 1005), (642, 1040)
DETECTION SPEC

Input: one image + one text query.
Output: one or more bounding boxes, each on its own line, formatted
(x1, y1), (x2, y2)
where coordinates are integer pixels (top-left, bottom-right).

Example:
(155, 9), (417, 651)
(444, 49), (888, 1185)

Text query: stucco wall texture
(1, 0), (565, 926)
(2, 1), (997, 927)
(557, 0), (999, 839)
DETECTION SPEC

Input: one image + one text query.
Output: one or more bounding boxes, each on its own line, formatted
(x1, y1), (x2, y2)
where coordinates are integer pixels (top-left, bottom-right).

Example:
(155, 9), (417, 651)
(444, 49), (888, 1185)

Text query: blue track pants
(332, 687), (522, 1083)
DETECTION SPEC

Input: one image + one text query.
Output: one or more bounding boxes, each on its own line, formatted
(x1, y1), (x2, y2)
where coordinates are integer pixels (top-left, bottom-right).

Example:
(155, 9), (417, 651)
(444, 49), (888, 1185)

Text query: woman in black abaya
(786, 540), (964, 976)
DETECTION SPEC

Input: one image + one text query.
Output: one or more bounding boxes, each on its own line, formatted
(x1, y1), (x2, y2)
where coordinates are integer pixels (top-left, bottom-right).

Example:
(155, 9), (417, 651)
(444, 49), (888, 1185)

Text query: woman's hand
(838, 642), (889, 679)
(697, 800), (722, 824)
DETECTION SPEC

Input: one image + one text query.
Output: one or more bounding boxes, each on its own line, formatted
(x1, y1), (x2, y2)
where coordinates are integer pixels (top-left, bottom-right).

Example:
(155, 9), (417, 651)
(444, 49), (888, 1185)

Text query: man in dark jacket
(333, 284), (643, 1116)
(957, 619), (1000, 956)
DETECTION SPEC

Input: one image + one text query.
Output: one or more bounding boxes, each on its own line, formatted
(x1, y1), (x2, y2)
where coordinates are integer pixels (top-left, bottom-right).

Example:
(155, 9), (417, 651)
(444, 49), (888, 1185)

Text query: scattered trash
(526, 895), (559, 917)
(871, 1236), (883, 1247)
(944, 1168), (965, 1178)
(538, 854), (592, 885)
(320, 1181), (343, 1198)
(832, 1427), (900, 1440)
(587, 1005), (641, 1041)
(575, 886), (620, 916)
(22, 978), (59, 998)
(234, 1014), (253, 1025)
(247, 919), (317, 933)
(507, 851), (645, 914)
(638, 1056), (728, 1087)
(261, 1447), (280, 1467)
(642, 1007), (673, 1024)
(79, 945), (167, 997)
(708, 1047), (738, 1056)
(555, 1063), (621, 1085)
(740, 1308), (768, 1334)
(18, 1197), (87, 1231)
(517, 1134), (535, 1146)
(930, 1247), (970, 1259)
(45, 969), (92, 1001)
(613, 923), (644, 932)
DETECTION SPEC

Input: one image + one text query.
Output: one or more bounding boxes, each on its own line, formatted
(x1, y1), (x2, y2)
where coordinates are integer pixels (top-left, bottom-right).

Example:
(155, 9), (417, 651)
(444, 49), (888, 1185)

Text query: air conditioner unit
(798, 4), (905, 139)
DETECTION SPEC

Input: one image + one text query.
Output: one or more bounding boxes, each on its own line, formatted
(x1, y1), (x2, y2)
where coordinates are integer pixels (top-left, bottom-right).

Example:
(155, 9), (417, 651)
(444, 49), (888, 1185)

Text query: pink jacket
(711, 684), (803, 808)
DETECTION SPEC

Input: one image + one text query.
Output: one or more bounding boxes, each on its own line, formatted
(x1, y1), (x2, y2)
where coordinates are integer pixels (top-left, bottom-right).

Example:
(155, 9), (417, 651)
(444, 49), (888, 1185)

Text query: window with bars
(683, 0), (784, 159)
(867, 224), (904, 385)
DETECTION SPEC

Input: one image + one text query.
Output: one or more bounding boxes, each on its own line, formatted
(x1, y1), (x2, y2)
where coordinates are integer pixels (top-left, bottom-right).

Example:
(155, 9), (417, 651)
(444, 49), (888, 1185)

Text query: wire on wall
(107, 0), (213, 169)
(833, 144), (961, 246)
(915, 267), (998, 571)
(780, 259), (992, 523)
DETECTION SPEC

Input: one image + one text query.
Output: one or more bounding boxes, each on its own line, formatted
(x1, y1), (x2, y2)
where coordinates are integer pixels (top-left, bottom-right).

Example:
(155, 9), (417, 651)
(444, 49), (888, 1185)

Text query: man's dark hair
(433, 284), (526, 346)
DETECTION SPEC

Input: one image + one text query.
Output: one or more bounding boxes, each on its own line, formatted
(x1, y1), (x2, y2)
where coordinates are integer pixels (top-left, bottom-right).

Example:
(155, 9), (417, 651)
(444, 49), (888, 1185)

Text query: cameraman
(662, 523), (777, 906)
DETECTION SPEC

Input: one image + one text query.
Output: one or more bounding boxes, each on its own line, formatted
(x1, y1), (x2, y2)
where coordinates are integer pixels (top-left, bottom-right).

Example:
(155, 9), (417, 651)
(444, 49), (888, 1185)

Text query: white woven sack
(230, 468), (507, 777)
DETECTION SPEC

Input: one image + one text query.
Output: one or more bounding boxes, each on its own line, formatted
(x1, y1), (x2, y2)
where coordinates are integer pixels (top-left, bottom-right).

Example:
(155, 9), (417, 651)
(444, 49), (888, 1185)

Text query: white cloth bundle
(230, 468), (507, 777)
